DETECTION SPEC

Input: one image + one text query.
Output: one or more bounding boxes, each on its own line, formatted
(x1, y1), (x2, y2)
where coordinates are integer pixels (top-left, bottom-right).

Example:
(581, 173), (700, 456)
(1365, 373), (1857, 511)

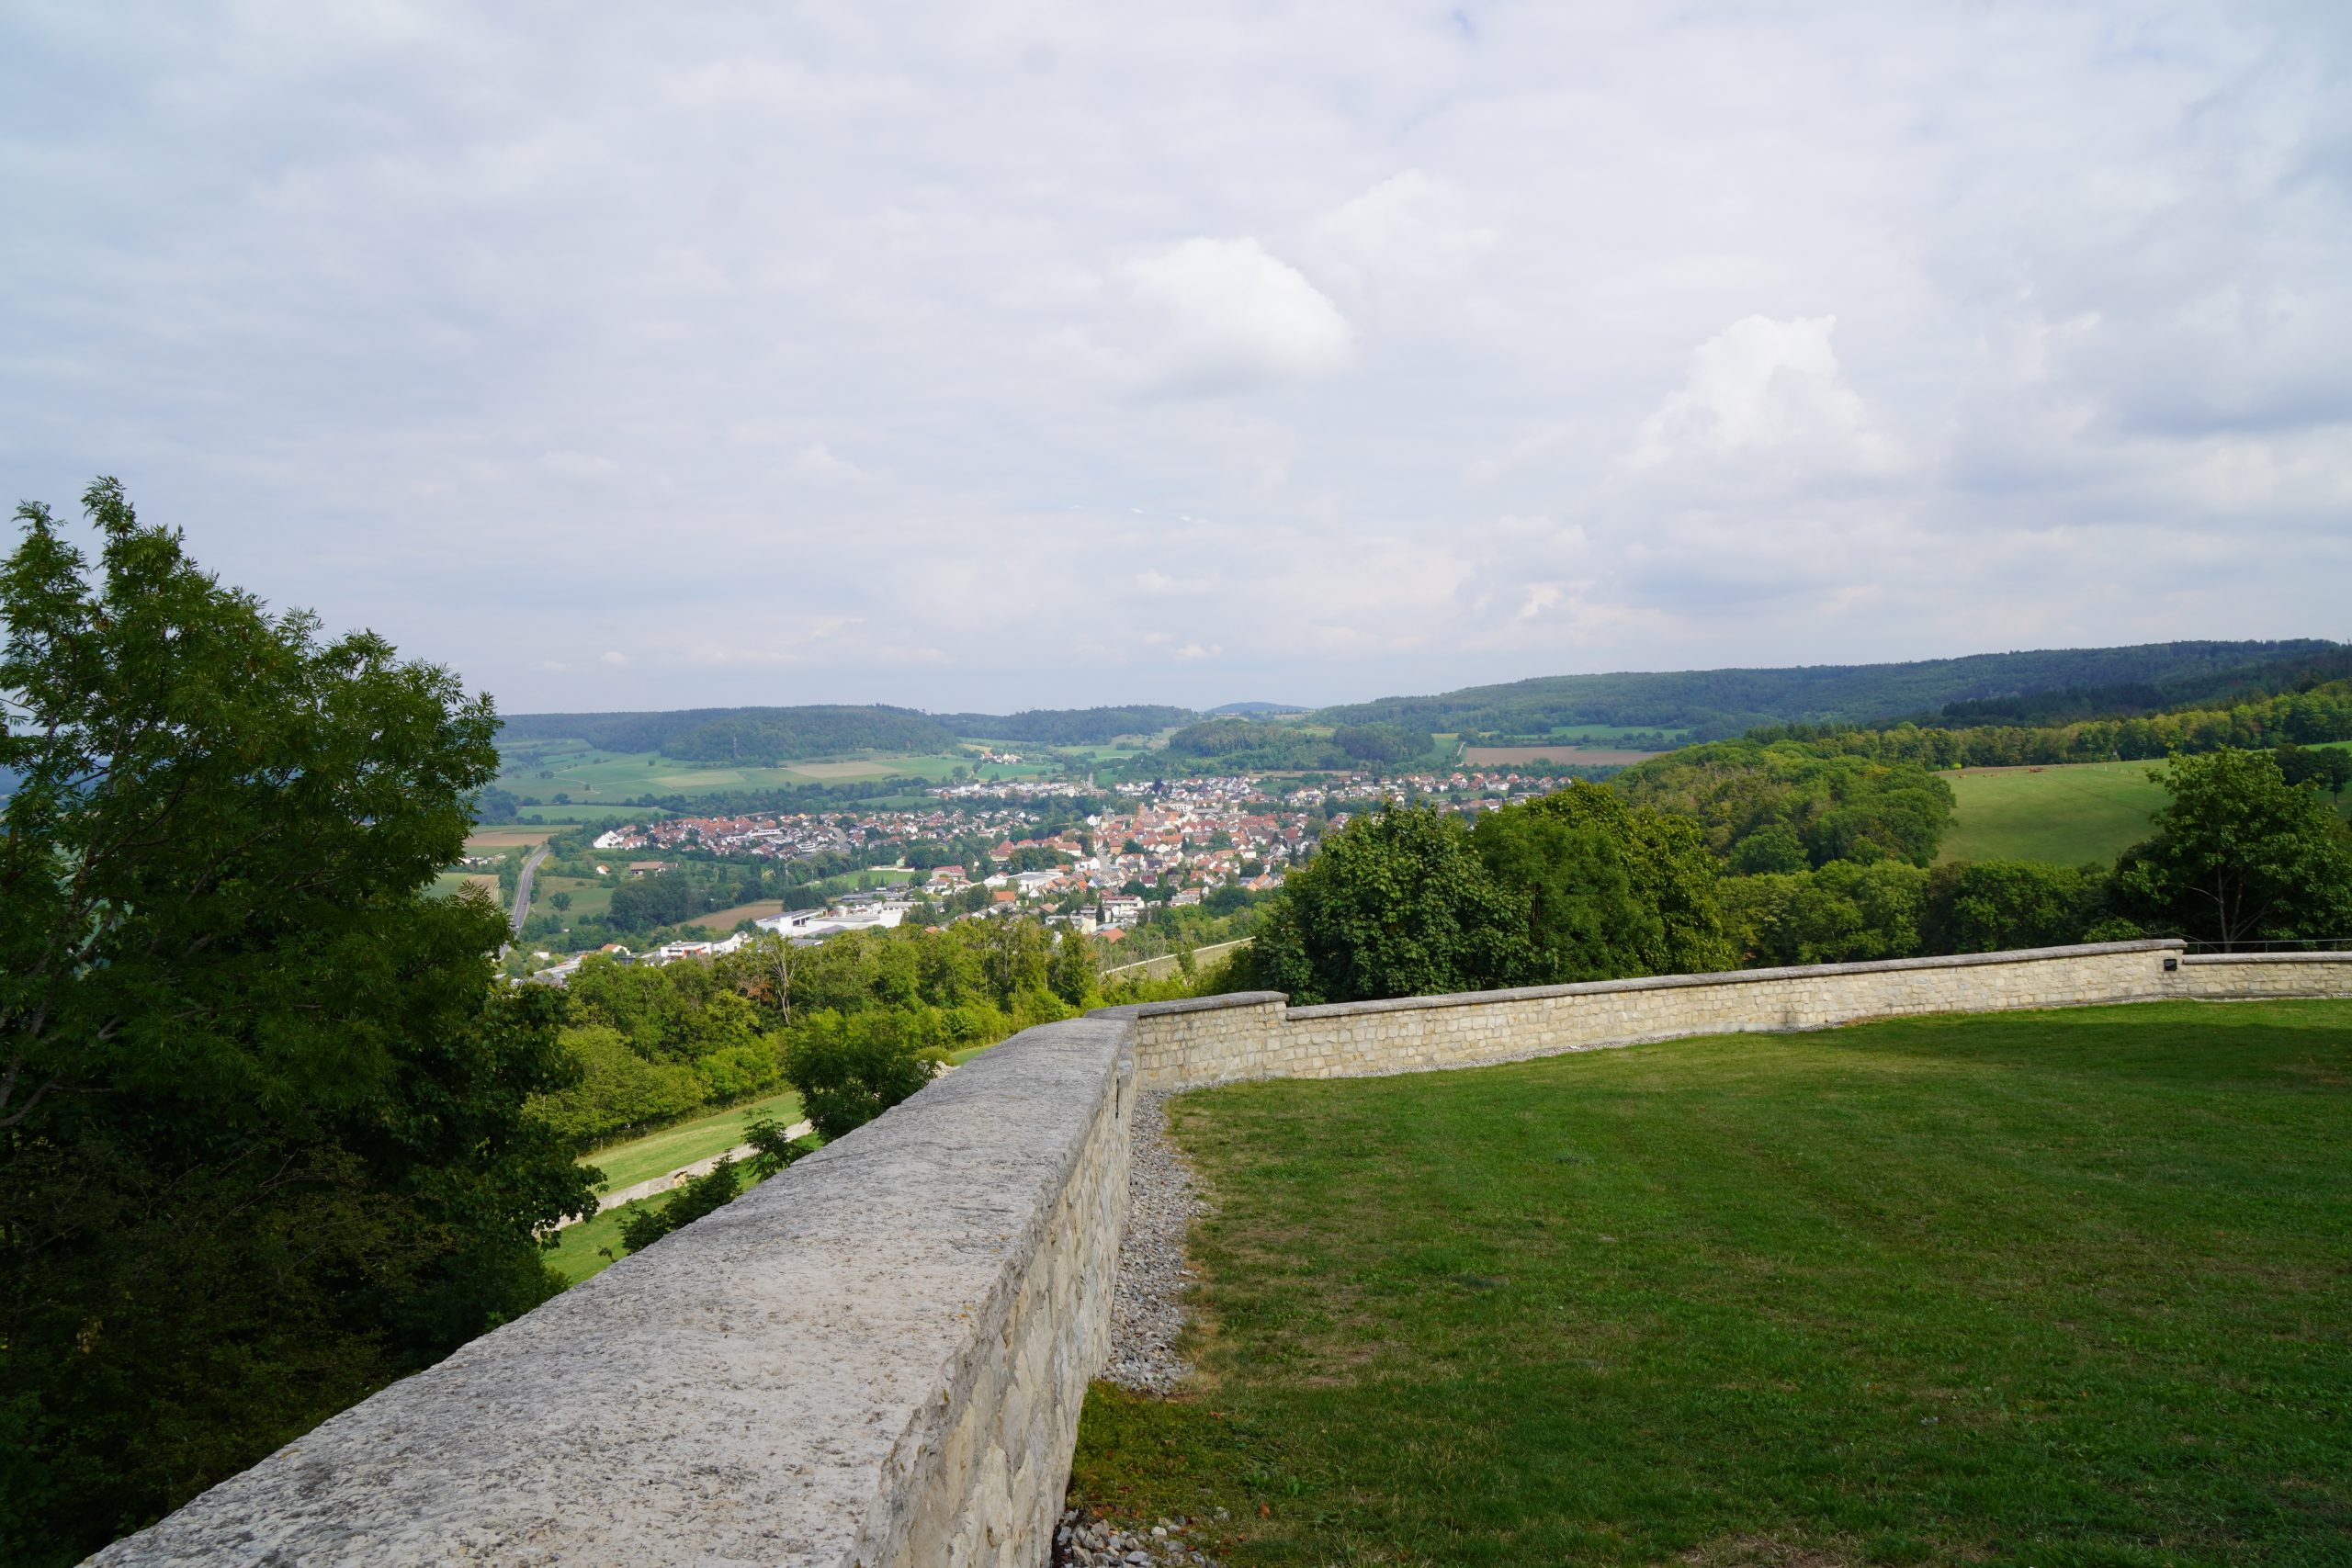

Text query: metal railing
(2180, 938), (2352, 954)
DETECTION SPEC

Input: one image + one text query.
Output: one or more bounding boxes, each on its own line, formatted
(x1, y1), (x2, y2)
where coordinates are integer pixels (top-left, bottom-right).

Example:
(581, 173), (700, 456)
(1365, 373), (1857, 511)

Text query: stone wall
(91, 941), (2352, 1565)
(1128, 940), (2215, 1089)
(92, 1015), (1136, 1568)
(2177, 951), (2352, 999)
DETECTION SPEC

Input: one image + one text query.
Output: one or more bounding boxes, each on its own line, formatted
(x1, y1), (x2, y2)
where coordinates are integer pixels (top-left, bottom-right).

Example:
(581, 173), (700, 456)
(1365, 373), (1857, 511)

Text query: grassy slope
(1074, 1000), (2352, 1566)
(579, 1087), (805, 1193)
(1939, 760), (2171, 864)
(1938, 744), (2351, 865)
(545, 1089), (809, 1285)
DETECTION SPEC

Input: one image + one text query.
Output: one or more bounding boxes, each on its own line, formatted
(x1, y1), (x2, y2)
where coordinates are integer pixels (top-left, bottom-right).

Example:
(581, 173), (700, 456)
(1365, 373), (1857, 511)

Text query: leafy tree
(1333, 722), (1431, 764)
(2275, 742), (2352, 798)
(2114, 749), (2352, 946)
(1615, 740), (1954, 868)
(1921, 860), (2108, 953)
(743, 1116), (817, 1179)
(781, 1011), (946, 1140)
(1048, 927), (1098, 1009)
(1470, 782), (1735, 982)
(1238, 803), (1532, 1004)
(0, 480), (593, 1564)
(1720, 862), (1930, 966)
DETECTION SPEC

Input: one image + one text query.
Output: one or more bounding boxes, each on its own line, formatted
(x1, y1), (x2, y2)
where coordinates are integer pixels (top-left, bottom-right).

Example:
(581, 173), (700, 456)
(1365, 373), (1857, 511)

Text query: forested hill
(498, 703), (1196, 761)
(1314, 640), (2341, 741)
(929, 705), (1196, 742)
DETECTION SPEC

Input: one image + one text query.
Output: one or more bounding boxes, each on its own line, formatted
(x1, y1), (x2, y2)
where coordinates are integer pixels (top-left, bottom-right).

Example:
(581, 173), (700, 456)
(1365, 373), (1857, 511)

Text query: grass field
(578, 1087), (805, 1193)
(1938, 745), (2351, 867)
(547, 1088), (808, 1284)
(544, 1196), (656, 1284)
(1073, 1000), (2352, 1566)
(1939, 760), (2171, 864)
(695, 898), (786, 930)
(429, 870), (499, 900)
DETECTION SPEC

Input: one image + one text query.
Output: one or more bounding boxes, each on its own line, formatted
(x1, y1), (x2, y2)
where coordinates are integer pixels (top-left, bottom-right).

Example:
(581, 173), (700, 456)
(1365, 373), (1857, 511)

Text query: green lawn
(579, 1088), (803, 1194)
(1939, 760), (2171, 864)
(543, 1194), (661, 1284)
(1073, 1000), (2352, 1566)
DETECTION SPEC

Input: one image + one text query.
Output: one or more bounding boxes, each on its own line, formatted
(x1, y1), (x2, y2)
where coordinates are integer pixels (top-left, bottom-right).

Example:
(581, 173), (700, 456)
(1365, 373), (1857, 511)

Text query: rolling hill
(1312, 639), (2340, 740)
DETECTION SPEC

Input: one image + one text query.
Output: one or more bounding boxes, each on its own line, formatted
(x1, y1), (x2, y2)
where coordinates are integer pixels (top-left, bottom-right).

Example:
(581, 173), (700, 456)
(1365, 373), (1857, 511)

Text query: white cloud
(3, 1), (2347, 711)
(791, 442), (865, 481)
(1625, 315), (1900, 476)
(1116, 238), (1353, 395)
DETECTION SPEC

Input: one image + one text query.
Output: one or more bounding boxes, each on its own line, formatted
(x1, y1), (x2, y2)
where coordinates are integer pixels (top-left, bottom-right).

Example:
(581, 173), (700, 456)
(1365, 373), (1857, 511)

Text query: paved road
(509, 843), (550, 936)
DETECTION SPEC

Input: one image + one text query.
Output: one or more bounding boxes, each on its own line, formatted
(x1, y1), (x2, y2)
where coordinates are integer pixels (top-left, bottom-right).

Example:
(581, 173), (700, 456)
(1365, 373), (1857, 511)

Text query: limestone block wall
(87, 941), (2352, 1566)
(2177, 951), (2352, 999)
(91, 1014), (1136, 1568)
(1128, 941), (2203, 1089)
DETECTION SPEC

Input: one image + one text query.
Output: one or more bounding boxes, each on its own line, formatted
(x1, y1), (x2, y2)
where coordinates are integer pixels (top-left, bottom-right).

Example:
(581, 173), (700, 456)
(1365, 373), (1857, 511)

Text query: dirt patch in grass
(695, 899), (785, 931)
(465, 827), (557, 849)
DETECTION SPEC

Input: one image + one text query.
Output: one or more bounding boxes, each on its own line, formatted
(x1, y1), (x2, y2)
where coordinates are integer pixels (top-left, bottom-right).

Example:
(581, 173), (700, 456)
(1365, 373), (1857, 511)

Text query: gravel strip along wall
(1123, 940), (2352, 1089)
(1102, 1089), (1207, 1394)
(93, 942), (2352, 1566)
(92, 1016), (1136, 1568)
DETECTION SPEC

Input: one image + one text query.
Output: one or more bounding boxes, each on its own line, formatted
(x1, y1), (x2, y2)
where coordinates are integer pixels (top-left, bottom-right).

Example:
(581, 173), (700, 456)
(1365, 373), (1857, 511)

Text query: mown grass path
(1073, 1000), (2352, 1566)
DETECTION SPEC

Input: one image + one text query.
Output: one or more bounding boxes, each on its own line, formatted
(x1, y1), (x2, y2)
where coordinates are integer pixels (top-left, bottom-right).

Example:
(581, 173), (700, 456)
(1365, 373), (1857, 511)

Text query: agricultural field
(429, 870), (500, 900)
(494, 739), (1058, 805)
(464, 826), (556, 851)
(1462, 745), (1662, 767)
(1072, 999), (2352, 1566)
(694, 898), (786, 930)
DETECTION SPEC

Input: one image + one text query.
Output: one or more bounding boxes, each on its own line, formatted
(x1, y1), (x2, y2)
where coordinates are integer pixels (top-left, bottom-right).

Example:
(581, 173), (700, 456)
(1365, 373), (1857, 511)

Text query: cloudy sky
(5, 2), (2348, 715)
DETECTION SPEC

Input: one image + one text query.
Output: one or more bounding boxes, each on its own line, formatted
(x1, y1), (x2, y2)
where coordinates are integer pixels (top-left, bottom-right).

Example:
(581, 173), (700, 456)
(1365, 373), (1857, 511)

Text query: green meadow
(1073, 1000), (2352, 1566)
(1938, 759), (2172, 864)
(1938, 745), (2351, 866)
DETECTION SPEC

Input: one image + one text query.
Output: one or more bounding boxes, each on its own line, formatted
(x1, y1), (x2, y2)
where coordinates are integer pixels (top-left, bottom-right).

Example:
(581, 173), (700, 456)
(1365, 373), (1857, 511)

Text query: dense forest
(932, 705), (1196, 742)
(1755, 680), (2352, 768)
(1311, 640), (2339, 741)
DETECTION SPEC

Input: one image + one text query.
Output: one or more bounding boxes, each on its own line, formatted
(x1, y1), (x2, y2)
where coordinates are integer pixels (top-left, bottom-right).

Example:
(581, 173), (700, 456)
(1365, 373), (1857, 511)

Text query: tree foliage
(0, 481), (593, 1564)
(2114, 749), (2352, 947)
(1614, 740), (1954, 868)
(1469, 783), (1733, 981)
(781, 1012), (946, 1140)
(1237, 804), (1532, 1004)
(1237, 794), (1734, 1005)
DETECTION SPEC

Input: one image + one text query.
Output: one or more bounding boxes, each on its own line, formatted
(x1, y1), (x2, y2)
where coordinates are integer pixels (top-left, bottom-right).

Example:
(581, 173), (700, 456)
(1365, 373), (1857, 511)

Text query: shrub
(781, 1011), (948, 1140)
(617, 1156), (744, 1254)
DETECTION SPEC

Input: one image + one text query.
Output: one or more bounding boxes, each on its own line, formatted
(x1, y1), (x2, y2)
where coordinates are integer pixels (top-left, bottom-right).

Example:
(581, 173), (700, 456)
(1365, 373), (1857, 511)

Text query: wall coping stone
(1126, 991), (1287, 1019)
(1150, 941), (2189, 1020)
(91, 1015), (1135, 1568)
(2179, 951), (2352, 964)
